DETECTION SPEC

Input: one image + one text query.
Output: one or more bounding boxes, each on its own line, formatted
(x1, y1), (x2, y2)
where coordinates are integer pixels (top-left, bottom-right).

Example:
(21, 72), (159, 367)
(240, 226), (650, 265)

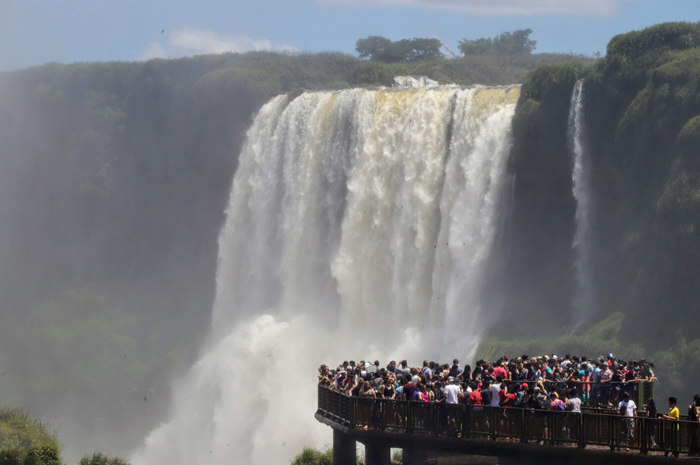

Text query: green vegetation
(0, 410), (61, 465)
(290, 447), (333, 465)
(478, 313), (640, 362)
(0, 410), (59, 452)
(355, 36), (444, 62)
(78, 452), (130, 465)
(459, 29), (537, 56)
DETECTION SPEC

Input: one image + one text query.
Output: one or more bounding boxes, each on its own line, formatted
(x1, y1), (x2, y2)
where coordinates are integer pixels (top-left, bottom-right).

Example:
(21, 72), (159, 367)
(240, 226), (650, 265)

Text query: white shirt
(490, 383), (501, 406)
(618, 400), (637, 417)
(444, 384), (461, 404)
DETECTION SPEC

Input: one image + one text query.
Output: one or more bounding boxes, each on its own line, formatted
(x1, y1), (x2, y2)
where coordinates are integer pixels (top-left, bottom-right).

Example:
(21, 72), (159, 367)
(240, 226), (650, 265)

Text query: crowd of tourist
(318, 353), (660, 413)
(318, 354), (700, 455)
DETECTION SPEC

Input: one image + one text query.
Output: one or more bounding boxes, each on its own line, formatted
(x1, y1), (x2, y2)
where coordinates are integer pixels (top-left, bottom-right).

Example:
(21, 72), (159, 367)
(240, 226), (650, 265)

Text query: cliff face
(504, 22), (700, 348)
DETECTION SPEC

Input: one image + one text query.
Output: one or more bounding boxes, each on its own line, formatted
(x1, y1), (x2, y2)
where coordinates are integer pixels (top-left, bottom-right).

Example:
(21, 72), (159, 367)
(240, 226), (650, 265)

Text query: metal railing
(317, 386), (699, 457)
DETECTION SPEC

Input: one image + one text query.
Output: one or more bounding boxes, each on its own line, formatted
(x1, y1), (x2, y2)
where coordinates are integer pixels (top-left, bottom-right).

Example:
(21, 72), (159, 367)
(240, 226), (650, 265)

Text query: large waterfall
(133, 84), (520, 465)
(568, 80), (595, 328)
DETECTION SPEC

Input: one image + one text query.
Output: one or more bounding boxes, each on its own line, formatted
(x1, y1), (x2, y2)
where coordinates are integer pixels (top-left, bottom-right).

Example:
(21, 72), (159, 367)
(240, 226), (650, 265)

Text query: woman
(384, 375), (396, 400)
(415, 383), (429, 402)
(646, 398), (657, 449)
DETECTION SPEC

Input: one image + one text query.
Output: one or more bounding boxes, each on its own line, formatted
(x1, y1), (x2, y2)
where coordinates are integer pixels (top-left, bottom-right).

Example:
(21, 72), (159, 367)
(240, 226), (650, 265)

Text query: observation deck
(315, 386), (700, 465)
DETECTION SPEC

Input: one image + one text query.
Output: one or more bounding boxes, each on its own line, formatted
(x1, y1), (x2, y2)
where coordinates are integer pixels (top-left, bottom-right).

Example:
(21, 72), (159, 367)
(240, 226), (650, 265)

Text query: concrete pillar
(364, 443), (390, 465)
(403, 448), (428, 465)
(333, 429), (356, 465)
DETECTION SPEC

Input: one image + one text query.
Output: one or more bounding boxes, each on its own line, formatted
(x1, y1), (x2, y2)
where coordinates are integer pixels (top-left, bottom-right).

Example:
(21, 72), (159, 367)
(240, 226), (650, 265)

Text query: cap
(521, 383), (529, 390)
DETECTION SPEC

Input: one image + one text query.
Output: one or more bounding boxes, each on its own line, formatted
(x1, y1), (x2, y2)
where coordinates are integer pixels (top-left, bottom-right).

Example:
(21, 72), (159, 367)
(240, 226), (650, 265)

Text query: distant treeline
(355, 29), (539, 63)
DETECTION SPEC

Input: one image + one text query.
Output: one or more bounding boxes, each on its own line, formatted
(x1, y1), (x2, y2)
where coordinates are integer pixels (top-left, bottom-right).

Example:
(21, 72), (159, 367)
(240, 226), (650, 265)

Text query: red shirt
(504, 393), (516, 407)
(493, 366), (508, 380)
(469, 390), (482, 405)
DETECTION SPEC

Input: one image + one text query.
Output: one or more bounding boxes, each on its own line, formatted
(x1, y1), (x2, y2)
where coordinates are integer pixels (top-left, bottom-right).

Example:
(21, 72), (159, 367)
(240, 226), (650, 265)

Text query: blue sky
(1, 0), (699, 71)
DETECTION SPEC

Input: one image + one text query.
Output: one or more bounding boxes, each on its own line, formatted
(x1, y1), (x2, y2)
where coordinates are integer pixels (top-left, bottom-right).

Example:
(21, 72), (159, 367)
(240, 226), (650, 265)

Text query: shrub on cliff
(0, 410), (59, 453)
(291, 447), (333, 465)
(0, 445), (60, 465)
(78, 452), (131, 465)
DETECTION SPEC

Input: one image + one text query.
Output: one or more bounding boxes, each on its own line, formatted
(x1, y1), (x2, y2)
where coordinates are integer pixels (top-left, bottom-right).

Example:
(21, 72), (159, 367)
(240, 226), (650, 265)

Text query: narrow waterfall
(133, 84), (520, 465)
(568, 80), (595, 328)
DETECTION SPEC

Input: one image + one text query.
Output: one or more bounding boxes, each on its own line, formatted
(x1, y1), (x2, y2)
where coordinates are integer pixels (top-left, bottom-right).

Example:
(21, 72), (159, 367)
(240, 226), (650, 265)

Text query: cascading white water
(568, 80), (596, 328)
(133, 84), (519, 465)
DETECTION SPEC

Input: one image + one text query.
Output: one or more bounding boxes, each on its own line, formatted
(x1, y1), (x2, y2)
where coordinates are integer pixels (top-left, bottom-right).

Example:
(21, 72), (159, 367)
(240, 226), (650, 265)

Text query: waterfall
(568, 80), (595, 328)
(133, 84), (520, 465)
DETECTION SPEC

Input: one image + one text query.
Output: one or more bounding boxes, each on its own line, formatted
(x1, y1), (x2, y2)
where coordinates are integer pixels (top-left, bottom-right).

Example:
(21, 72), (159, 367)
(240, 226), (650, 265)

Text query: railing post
(578, 412), (585, 449)
(350, 395), (356, 429)
(640, 417), (647, 455)
(519, 408), (527, 444)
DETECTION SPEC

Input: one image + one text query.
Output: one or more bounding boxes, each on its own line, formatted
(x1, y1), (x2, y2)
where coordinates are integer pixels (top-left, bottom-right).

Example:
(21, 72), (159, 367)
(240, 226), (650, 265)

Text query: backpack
(535, 395), (548, 410)
(514, 391), (526, 408)
(553, 400), (566, 411)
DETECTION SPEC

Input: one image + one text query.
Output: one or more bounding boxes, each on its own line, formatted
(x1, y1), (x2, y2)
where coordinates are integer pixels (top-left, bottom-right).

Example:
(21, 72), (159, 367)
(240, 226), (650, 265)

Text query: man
(663, 397), (680, 420)
(493, 362), (508, 381)
(444, 377), (461, 405)
(395, 360), (410, 380)
(468, 383), (483, 405)
(403, 377), (418, 401)
(449, 359), (463, 378)
(566, 389), (582, 413)
(618, 392), (637, 449)
(420, 360), (433, 383)
(490, 375), (503, 407)
(600, 363), (613, 406)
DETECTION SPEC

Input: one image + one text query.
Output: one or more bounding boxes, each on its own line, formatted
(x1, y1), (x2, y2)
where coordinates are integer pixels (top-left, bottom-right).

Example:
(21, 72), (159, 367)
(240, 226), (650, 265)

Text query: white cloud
(317, 0), (620, 16)
(140, 42), (167, 60)
(139, 27), (296, 61)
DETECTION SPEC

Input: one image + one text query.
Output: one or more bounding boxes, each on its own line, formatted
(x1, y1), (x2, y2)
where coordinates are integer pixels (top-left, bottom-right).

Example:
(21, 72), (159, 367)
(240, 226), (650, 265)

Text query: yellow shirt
(668, 406), (679, 419)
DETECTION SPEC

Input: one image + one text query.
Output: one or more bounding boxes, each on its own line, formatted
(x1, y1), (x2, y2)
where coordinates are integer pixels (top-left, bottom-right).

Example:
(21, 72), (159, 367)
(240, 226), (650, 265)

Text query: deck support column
(402, 448), (428, 465)
(364, 443), (390, 465)
(333, 429), (356, 465)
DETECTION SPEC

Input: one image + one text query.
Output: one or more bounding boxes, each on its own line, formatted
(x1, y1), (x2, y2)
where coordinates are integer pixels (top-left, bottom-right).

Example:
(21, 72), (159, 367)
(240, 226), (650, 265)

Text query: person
(619, 405), (631, 450)
(500, 384), (517, 407)
(444, 377), (461, 405)
(449, 359), (463, 378)
(490, 375), (503, 407)
(646, 398), (657, 449)
(403, 377), (417, 401)
(617, 392), (637, 450)
(549, 392), (565, 411)
(662, 397), (679, 420)
(662, 397), (680, 456)
(599, 363), (613, 407)
(468, 383), (482, 405)
(688, 395), (700, 455)
(566, 389), (582, 413)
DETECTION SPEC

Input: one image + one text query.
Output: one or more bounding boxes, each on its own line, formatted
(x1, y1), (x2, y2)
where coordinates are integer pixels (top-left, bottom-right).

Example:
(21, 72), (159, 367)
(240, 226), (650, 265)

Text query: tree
(356, 36), (444, 62)
(459, 29), (536, 56)
(355, 36), (393, 60)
